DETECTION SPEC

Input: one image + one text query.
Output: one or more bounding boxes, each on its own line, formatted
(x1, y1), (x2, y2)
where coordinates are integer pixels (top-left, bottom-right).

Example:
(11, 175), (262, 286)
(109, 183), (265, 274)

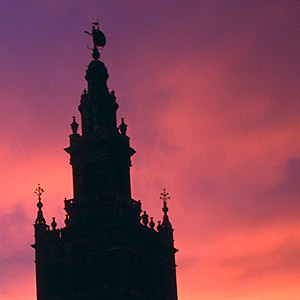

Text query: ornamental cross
(34, 184), (44, 201)
(160, 188), (170, 202)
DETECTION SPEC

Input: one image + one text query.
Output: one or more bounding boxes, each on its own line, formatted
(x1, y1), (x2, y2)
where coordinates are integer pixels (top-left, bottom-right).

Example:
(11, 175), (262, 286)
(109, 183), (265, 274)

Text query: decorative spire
(34, 184), (46, 225)
(160, 188), (172, 228)
(84, 22), (106, 60)
(142, 211), (149, 226)
(64, 214), (70, 227)
(149, 217), (155, 230)
(51, 217), (57, 230)
(157, 220), (162, 232)
(71, 116), (79, 134)
(119, 118), (127, 135)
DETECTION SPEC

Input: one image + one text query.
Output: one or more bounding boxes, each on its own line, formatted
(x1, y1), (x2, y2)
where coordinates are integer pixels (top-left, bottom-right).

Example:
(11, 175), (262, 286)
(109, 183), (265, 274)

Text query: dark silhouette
(32, 23), (178, 300)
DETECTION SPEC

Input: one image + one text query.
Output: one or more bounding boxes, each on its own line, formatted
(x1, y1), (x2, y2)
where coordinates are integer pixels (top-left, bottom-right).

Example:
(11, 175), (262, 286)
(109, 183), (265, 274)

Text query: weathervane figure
(84, 22), (106, 60)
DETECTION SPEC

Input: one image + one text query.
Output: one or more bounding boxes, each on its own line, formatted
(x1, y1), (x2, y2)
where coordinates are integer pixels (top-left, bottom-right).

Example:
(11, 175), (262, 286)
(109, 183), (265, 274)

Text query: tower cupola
(77, 24), (119, 137)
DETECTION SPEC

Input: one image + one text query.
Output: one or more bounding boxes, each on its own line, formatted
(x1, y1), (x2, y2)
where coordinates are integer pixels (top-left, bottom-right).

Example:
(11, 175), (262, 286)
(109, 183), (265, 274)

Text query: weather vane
(84, 22), (106, 60)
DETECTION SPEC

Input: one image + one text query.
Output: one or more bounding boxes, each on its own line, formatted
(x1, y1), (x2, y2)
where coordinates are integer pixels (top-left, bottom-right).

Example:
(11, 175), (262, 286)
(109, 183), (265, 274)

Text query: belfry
(32, 23), (178, 300)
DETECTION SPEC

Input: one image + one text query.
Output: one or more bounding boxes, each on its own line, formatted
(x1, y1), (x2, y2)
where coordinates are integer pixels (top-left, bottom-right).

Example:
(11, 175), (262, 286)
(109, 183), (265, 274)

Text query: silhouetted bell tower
(32, 23), (178, 300)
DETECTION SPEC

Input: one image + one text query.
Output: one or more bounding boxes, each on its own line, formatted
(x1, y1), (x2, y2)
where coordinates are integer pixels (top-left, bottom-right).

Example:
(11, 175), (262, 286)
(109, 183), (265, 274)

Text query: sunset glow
(0, 1), (300, 299)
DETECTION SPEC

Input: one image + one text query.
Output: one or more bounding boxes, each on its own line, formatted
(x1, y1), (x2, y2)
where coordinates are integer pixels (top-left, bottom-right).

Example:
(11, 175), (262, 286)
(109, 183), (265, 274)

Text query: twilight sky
(1, 1), (300, 299)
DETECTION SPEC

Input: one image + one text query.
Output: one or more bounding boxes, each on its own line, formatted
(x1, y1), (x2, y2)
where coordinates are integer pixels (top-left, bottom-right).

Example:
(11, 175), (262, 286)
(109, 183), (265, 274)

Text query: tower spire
(76, 22), (120, 137)
(160, 188), (172, 228)
(34, 184), (46, 225)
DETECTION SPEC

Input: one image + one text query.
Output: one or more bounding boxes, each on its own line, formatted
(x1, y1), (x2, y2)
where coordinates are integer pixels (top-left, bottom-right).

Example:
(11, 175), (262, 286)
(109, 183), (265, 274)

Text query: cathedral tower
(32, 23), (178, 300)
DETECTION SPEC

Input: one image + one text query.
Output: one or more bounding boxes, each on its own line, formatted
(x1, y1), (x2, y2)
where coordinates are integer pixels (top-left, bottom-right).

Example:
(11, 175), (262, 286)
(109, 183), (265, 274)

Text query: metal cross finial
(160, 188), (170, 202)
(34, 184), (44, 202)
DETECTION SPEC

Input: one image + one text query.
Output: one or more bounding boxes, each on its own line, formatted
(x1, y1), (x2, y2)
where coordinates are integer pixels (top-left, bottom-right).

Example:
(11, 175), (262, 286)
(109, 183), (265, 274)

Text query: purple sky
(0, 1), (300, 299)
